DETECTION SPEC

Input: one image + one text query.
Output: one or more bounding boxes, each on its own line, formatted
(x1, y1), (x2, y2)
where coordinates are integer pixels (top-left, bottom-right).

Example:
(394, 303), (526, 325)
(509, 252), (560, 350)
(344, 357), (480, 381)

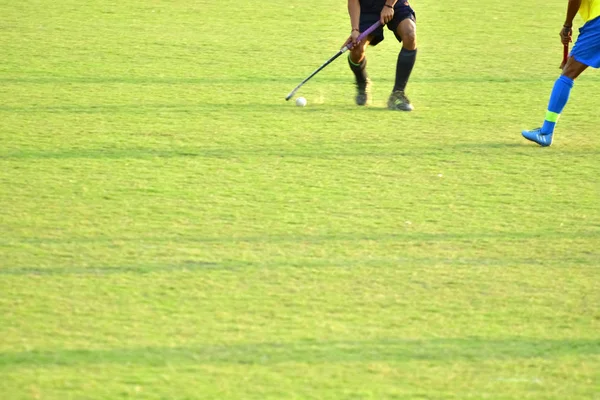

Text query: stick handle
(560, 43), (569, 69)
(348, 21), (382, 50)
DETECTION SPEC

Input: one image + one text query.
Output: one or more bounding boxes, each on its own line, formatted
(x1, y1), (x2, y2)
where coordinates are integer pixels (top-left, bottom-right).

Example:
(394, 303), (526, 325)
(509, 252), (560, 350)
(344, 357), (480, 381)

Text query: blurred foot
(356, 78), (371, 106)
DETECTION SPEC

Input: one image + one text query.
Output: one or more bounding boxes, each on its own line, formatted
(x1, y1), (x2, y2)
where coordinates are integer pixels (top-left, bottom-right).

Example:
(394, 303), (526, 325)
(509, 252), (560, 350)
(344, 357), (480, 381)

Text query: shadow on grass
(1, 255), (598, 277)
(2, 143), (598, 161)
(0, 262), (238, 276)
(1, 338), (598, 368)
(2, 75), (598, 85)
(3, 230), (599, 247)
(1, 230), (598, 276)
(0, 102), (299, 114)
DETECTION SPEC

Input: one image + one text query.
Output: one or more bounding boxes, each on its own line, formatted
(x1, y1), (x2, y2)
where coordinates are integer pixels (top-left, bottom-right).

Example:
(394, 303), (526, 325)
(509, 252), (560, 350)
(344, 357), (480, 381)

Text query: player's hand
(342, 29), (361, 49)
(560, 25), (572, 45)
(350, 29), (360, 45)
(380, 5), (395, 25)
(342, 36), (352, 50)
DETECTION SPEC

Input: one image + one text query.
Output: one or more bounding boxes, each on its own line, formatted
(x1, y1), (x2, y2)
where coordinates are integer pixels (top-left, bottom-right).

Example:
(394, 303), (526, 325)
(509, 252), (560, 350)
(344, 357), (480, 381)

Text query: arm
(348, 0), (361, 44)
(561, 0), (581, 45)
(563, 0), (581, 28)
(348, 0), (360, 31)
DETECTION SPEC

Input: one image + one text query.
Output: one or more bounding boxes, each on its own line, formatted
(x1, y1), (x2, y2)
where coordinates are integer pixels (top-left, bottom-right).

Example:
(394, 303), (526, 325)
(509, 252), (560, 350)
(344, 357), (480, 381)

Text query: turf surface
(1, 0), (599, 398)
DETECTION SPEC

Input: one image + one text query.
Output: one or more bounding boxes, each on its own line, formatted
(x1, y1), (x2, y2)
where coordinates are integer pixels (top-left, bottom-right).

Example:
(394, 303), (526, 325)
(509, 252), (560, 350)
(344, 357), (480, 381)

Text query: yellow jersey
(580, 0), (600, 22)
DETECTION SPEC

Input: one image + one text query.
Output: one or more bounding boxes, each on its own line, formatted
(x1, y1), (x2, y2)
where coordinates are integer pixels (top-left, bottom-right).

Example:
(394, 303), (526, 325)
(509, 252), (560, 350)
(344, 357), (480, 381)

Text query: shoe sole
(387, 103), (414, 111)
(521, 131), (552, 147)
(522, 136), (552, 147)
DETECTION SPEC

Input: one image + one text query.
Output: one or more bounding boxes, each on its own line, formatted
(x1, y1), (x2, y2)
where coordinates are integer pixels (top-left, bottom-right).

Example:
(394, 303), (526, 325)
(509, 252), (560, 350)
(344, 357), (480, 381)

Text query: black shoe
(356, 78), (371, 106)
(387, 90), (414, 111)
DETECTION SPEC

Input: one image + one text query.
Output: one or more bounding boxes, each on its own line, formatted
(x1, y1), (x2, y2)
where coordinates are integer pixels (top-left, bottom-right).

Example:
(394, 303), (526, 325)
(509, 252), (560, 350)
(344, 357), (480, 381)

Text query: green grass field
(1, 0), (599, 398)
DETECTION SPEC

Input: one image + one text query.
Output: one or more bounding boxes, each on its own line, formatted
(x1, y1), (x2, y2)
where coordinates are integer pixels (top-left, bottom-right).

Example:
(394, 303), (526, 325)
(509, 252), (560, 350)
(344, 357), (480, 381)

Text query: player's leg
(521, 60), (587, 147)
(348, 13), (384, 106)
(387, 8), (417, 111)
(522, 17), (600, 146)
(394, 18), (417, 91)
(348, 37), (372, 106)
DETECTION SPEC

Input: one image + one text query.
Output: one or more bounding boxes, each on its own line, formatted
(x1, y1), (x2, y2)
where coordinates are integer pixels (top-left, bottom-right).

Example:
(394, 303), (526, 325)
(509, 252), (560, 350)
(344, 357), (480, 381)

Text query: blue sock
(541, 75), (574, 134)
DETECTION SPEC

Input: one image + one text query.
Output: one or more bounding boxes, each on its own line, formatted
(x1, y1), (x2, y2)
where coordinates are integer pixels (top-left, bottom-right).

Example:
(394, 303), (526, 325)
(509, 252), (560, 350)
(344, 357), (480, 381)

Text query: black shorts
(359, 3), (416, 46)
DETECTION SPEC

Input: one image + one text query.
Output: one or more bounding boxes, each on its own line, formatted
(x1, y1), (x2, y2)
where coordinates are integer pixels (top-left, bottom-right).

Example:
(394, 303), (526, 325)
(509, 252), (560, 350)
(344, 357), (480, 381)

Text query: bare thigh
(562, 56), (588, 79)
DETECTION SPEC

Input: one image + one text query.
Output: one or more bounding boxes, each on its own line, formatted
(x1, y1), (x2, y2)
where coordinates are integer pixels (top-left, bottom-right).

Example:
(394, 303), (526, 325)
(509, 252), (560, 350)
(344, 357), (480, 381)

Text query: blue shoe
(522, 128), (553, 147)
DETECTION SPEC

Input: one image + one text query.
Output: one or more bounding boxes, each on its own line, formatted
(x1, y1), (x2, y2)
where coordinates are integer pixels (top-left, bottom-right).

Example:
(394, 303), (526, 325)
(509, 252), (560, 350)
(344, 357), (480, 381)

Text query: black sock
(394, 48), (417, 92)
(348, 55), (368, 85)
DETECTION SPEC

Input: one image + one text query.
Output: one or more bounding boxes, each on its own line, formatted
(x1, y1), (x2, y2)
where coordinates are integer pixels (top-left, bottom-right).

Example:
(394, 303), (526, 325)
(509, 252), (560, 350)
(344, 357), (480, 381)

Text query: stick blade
(285, 88), (298, 101)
